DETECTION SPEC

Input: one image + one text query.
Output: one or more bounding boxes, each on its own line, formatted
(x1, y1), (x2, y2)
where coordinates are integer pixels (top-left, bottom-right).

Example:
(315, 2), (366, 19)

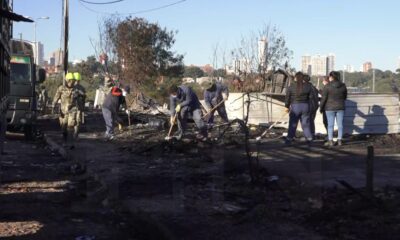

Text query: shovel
(256, 112), (289, 141)
(202, 100), (225, 120)
(165, 112), (178, 141)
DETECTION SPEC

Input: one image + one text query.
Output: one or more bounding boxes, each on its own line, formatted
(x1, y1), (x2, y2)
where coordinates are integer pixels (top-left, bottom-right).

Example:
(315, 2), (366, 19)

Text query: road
(0, 133), (130, 239)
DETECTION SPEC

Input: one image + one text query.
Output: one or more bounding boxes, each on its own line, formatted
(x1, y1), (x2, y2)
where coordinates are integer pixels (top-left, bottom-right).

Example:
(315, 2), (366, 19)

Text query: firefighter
(73, 72), (86, 139)
(52, 73), (80, 148)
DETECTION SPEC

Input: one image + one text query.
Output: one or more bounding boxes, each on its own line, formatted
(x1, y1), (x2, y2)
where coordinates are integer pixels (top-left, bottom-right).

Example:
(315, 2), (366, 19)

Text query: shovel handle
(202, 100), (225, 119)
(258, 112), (289, 139)
(167, 112), (178, 138)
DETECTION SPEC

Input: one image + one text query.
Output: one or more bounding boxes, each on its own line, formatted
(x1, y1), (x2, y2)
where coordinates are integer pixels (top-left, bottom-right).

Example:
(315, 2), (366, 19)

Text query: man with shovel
(169, 84), (207, 141)
(203, 80), (229, 125)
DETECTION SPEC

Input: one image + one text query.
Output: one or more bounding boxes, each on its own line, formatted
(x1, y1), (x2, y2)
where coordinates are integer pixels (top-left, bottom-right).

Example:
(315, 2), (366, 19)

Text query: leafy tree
(183, 66), (204, 79)
(69, 55), (102, 85)
(104, 17), (184, 91)
(212, 68), (226, 78)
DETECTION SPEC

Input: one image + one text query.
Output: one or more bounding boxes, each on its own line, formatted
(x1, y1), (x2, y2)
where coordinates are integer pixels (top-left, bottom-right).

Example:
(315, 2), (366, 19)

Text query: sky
(12, 0), (400, 71)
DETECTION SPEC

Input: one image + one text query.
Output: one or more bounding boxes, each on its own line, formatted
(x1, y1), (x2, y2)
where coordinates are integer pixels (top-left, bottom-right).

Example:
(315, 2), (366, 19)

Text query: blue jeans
(325, 110), (344, 141)
(287, 103), (312, 140)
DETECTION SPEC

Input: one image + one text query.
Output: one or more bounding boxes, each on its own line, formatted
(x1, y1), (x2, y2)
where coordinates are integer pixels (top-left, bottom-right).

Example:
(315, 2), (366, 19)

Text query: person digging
(168, 84), (208, 141)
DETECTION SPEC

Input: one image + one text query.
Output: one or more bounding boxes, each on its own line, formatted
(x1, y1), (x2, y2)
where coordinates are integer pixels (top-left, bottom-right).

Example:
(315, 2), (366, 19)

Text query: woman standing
(319, 71), (347, 147)
(284, 72), (313, 144)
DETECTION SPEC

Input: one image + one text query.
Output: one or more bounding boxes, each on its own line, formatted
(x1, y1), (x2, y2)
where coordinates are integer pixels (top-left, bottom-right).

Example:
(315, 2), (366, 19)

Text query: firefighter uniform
(52, 73), (80, 146)
(73, 72), (86, 138)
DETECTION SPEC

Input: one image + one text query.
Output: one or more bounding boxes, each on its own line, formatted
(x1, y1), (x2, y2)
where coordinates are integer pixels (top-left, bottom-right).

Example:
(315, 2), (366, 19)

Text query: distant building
(196, 76), (212, 85)
(72, 59), (84, 66)
(34, 42), (44, 66)
(301, 55), (312, 75)
(311, 55), (327, 76)
(49, 49), (63, 67)
(258, 37), (268, 68)
(301, 53), (335, 76)
(201, 64), (214, 76)
(225, 63), (235, 75)
(49, 57), (55, 66)
(363, 62), (372, 73)
(326, 53), (335, 74)
(344, 64), (354, 73)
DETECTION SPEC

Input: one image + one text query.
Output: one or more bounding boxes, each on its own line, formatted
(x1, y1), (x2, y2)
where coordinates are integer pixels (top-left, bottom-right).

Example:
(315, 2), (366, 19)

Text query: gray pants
(176, 107), (207, 138)
(102, 108), (115, 136)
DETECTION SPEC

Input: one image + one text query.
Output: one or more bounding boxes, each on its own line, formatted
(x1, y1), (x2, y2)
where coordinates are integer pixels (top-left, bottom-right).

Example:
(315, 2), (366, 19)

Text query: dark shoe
(284, 138), (292, 145)
(337, 140), (343, 146)
(324, 140), (334, 147)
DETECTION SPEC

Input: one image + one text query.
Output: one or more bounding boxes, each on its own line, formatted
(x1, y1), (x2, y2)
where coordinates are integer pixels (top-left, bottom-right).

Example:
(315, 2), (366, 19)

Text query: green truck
(6, 39), (46, 139)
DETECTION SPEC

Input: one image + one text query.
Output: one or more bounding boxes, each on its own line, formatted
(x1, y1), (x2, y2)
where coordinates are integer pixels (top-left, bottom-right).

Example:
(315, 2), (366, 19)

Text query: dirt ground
(2, 111), (400, 239)
(0, 134), (132, 239)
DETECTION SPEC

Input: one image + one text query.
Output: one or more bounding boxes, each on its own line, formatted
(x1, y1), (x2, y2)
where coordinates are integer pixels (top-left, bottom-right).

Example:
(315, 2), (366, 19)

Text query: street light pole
(372, 68), (376, 93)
(33, 16), (49, 65)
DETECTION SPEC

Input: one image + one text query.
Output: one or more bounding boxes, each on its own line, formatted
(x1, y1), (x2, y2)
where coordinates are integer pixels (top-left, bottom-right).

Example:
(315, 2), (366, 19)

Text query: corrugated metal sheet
(224, 93), (399, 135)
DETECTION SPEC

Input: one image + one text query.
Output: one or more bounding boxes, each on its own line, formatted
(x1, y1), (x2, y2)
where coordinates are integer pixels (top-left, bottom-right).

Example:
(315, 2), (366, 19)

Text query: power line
(80, 0), (125, 5)
(78, 0), (187, 15)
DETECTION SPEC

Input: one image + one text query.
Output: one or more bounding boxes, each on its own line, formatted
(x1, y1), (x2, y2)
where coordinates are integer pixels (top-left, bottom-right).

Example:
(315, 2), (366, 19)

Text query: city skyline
(12, 0), (400, 72)
(301, 54), (335, 76)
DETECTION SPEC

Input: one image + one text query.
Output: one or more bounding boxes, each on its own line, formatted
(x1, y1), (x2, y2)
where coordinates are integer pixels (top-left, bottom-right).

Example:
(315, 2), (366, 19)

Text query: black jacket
(285, 82), (313, 108)
(170, 85), (201, 115)
(319, 80), (347, 111)
(309, 84), (320, 113)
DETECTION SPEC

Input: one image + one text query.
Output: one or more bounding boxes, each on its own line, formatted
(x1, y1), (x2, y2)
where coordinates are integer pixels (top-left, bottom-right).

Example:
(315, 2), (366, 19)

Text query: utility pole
(372, 68), (375, 93)
(63, 0), (69, 85)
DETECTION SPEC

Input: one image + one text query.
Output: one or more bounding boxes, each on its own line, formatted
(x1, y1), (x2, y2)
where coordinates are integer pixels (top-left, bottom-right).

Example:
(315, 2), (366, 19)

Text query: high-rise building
(311, 55), (327, 76)
(301, 55), (312, 75)
(301, 53), (335, 76)
(258, 37), (268, 68)
(49, 57), (55, 66)
(363, 62), (372, 73)
(49, 49), (64, 67)
(326, 53), (335, 74)
(34, 42), (44, 66)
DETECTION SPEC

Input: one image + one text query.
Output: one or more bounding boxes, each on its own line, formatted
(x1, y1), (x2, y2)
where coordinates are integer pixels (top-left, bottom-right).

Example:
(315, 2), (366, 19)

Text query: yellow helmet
(65, 72), (75, 81)
(73, 72), (82, 81)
